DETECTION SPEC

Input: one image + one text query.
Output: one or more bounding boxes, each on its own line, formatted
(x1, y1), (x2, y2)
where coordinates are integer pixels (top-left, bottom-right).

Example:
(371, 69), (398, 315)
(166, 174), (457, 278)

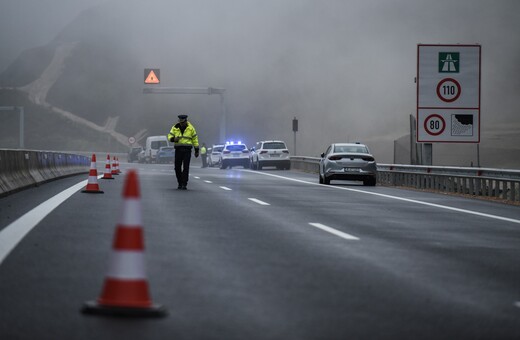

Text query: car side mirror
(320, 153), (325, 158)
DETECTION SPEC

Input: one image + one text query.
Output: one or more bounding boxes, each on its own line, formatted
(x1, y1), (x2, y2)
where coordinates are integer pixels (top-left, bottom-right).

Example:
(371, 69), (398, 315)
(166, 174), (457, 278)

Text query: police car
(219, 141), (250, 169)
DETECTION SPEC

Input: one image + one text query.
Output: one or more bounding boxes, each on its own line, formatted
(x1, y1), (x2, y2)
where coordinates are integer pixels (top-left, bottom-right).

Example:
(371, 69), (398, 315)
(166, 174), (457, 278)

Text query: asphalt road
(1, 161), (519, 339)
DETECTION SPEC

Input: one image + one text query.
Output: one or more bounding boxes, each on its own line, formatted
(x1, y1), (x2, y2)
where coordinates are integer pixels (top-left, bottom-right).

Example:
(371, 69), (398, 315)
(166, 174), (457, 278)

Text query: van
(144, 135), (169, 163)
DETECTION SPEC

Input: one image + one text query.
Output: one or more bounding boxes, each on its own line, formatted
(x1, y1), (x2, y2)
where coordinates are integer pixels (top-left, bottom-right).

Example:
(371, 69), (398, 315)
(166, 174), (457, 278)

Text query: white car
(250, 140), (291, 170)
(219, 142), (250, 169)
(208, 144), (224, 167)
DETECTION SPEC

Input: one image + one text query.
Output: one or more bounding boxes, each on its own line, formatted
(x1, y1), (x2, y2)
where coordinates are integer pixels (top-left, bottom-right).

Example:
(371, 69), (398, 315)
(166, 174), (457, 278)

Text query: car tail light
(223, 151), (231, 154)
(362, 156), (374, 161)
(329, 155), (342, 160)
(260, 151), (268, 154)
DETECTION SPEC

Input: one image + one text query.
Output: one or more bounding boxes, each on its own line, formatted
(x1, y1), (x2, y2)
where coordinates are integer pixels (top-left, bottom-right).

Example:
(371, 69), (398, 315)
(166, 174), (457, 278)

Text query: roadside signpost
(417, 44), (481, 143)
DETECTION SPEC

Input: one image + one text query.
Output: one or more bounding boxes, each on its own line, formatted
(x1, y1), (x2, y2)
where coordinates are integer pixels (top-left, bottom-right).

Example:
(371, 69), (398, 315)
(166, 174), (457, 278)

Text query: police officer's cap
(178, 114), (188, 121)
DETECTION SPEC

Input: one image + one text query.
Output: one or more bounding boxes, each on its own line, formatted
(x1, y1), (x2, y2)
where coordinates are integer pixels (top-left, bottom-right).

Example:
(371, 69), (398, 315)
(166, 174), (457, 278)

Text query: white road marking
(220, 186), (232, 191)
(242, 170), (520, 225)
(248, 198), (270, 206)
(194, 176), (200, 179)
(0, 178), (89, 266)
(309, 223), (360, 240)
(204, 180), (213, 183)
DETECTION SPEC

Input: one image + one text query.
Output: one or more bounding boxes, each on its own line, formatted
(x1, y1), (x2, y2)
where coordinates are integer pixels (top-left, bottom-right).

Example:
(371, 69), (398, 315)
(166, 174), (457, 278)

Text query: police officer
(200, 143), (208, 168)
(168, 114), (199, 190)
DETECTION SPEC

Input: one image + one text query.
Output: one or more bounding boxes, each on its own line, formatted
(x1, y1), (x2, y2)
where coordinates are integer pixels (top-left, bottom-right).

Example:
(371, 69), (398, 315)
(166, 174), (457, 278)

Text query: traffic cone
(116, 157), (122, 174)
(82, 154), (104, 194)
(111, 156), (119, 175)
(82, 170), (166, 317)
(101, 154), (114, 180)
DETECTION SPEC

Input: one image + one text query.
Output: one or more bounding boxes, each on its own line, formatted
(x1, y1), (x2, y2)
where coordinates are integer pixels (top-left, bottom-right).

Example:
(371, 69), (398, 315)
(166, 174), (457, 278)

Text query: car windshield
(334, 145), (368, 153)
(152, 141), (168, 149)
(226, 145), (246, 151)
(263, 142), (286, 149)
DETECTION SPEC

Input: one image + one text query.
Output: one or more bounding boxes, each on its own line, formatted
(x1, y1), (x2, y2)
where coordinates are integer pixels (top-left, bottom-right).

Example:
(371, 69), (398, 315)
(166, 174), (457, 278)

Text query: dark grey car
(319, 143), (377, 186)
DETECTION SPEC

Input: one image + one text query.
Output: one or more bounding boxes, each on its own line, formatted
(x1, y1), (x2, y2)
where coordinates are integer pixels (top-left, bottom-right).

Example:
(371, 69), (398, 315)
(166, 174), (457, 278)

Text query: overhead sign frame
(417, 44), (481, 143)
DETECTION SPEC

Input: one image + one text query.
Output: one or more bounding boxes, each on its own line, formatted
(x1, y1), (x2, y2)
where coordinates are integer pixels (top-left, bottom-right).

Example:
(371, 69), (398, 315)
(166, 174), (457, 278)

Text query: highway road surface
(1, 161), (519, 339)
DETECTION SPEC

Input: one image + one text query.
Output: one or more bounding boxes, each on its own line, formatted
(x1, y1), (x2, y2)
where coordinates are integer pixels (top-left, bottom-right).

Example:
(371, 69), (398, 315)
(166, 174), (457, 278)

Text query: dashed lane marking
(248, 198), (270, 206)
(242, 170), (520, 225)
(204, 180), (213, 183)
(220, 186), (232, 191)
(309, 223), (360, 241)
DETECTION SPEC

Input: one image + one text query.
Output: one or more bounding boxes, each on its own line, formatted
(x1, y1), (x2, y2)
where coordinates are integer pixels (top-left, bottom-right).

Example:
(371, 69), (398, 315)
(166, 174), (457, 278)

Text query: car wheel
(324, 176), (330, 185)
(319, 174), (323, 184)
(257, 163), (262, 170)
(364, 177), (377, 186)
(220, 161), (226, 169)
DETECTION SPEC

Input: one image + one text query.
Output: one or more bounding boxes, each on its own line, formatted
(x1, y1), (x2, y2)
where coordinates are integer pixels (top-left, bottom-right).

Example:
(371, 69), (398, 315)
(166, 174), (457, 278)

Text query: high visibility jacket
(201, 146), (207, 155)
(168, 122), (199, 149)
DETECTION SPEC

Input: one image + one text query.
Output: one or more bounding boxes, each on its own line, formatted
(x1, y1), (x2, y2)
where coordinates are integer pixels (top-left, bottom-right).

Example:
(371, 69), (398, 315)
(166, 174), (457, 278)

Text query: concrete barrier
(0, 149), (90, 197)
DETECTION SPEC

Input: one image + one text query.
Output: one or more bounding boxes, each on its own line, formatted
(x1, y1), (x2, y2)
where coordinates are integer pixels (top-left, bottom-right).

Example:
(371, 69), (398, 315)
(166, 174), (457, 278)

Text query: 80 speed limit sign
(424, 114), (445, 136)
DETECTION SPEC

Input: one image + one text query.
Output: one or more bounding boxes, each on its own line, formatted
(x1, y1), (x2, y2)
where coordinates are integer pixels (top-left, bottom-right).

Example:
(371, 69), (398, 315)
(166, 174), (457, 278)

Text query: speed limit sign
(436, 78), (461, 103)
(424, 114), (445, 136)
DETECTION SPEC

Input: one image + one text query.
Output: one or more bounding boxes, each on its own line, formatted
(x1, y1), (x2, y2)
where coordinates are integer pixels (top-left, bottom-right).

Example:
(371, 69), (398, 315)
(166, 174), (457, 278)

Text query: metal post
(477, 143), (481, 167)
(0, 106), (24, 148)
(219, 93), (226, 143)
(423, 143), (433, 165)
(19, 107), (24, 149)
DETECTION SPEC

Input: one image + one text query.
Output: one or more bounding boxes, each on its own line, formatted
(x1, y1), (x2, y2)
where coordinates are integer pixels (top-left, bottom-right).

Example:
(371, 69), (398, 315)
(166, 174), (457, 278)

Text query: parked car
(208, 144), (224, 167)
(157, 146), (175, 163)
(219, 142), (250, 169)
(137, 149), (146, 163)
(250, 140), (290, 170)
(319, 142), (377, 186)
(128, 146), (143, 163)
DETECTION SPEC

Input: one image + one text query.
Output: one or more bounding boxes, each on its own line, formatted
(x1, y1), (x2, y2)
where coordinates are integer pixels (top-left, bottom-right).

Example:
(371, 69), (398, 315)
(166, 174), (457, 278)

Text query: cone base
(101, 177), (115, 180)
(82, 300), (167, 317)
(81, 190), (104, 194)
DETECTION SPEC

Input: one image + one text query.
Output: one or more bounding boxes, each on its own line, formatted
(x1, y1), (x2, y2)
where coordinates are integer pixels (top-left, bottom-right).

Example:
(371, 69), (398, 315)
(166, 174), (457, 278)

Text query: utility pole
(0, 106), (24, 148)
(292, 117), (298, 156)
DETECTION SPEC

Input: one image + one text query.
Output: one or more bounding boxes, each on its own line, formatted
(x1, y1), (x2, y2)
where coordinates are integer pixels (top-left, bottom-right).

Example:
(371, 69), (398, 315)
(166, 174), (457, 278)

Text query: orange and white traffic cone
(101, 154), (114, 180)
(111, 156), (119, 176)
(82, 170), (166, 317)
(82, 154), (104, 194)
(116, 157), (122, 174)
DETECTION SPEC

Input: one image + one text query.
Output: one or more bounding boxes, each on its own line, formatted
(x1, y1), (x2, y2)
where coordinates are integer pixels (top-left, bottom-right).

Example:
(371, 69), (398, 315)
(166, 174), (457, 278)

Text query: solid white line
(248, 198), (270, 206)
(204, 180), (213, 183)
(309, 223), (360, 240)
(0, 178), (89, 266)
(242, 170), (520, 225)
(220, 186), (232, 191)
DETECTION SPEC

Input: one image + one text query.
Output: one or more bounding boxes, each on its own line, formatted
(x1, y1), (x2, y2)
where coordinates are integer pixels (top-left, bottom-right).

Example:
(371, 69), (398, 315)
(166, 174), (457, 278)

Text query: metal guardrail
(290, 157), (520, 203)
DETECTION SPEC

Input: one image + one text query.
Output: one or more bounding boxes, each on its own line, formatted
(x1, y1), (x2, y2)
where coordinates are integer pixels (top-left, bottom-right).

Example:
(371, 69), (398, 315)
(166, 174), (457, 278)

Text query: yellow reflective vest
(168, 122), (199, 148)
(201, 146), (207, 155)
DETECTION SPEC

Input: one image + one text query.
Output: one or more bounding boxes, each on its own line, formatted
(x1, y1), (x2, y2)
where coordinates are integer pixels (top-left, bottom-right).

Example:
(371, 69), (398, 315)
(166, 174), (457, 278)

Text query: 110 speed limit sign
(423, 114), (445, 136)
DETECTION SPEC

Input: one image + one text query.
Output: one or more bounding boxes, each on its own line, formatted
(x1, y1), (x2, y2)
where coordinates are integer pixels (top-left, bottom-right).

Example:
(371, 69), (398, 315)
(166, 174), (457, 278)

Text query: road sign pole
(423, 143), (432, 165)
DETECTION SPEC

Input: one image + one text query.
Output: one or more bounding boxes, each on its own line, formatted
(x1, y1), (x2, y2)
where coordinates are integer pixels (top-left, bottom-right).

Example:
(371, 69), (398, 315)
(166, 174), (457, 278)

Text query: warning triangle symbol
(145, 70), (160, 84)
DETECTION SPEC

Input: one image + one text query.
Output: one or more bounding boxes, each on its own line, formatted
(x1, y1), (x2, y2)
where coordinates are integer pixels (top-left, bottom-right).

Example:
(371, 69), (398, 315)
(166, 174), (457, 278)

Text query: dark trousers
(174, 147), (192, 186)
(201, 153), (208, 167)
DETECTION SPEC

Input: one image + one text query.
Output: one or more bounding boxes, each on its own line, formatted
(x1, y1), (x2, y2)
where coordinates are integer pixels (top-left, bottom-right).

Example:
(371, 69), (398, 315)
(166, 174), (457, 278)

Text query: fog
(1, 0), (519, 166)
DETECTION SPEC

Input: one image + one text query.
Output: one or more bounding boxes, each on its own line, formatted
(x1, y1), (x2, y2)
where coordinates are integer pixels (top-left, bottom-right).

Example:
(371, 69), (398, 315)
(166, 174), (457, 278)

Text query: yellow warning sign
(144, 69), (160, 84)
